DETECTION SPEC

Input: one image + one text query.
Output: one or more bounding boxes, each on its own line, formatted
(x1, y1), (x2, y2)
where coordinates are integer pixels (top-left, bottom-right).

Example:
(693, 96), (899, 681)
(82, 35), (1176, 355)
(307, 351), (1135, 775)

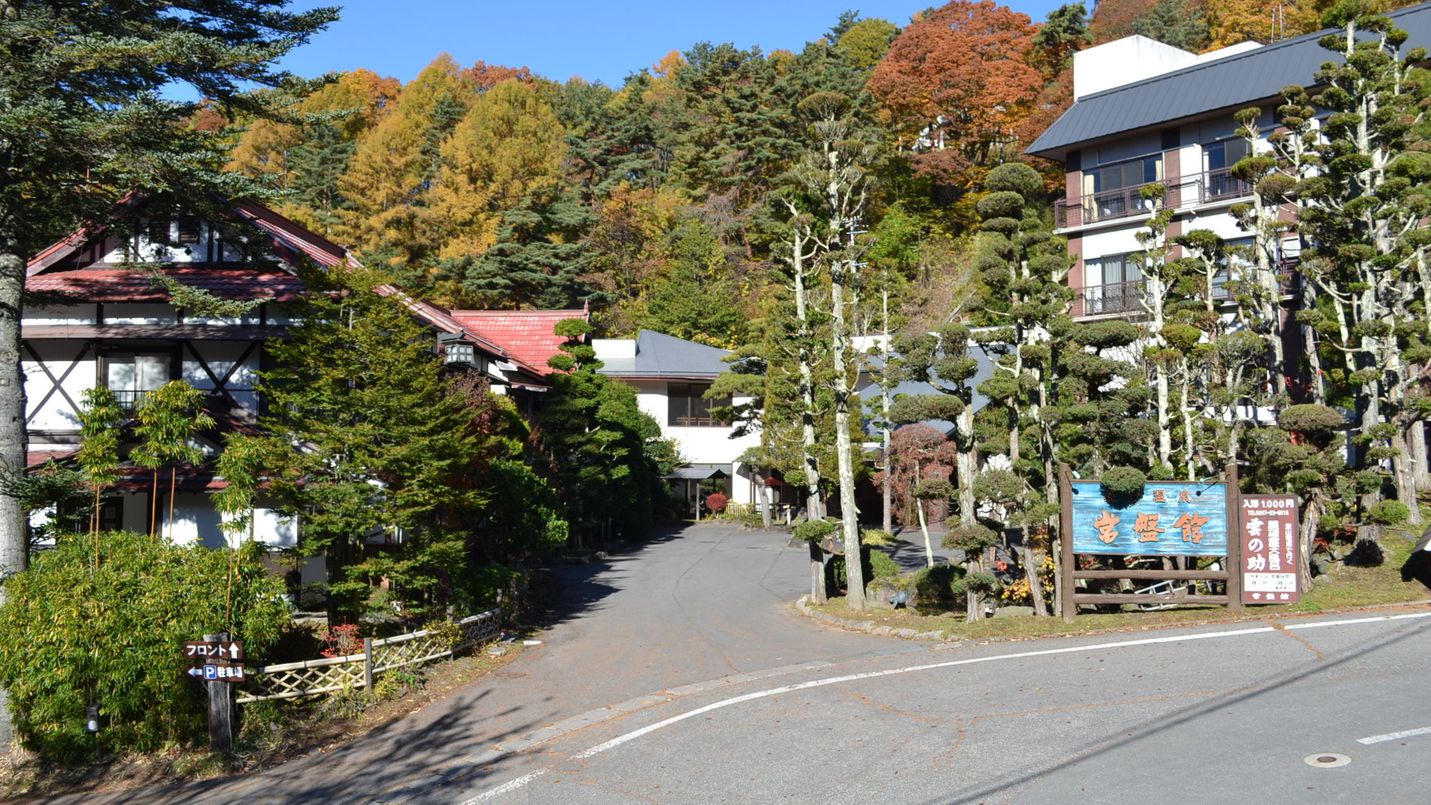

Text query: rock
(992, 605), (1035, 619)
(487, 645), (508, 657)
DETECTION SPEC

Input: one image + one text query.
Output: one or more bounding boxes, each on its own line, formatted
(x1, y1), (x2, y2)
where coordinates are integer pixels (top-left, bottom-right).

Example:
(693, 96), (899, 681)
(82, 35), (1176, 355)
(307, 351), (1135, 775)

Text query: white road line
(471, 610), (1431, 799)
(575, 611), (1431, 759)
(458, 769), (548, 803)
(1357, 725), (1431, 745)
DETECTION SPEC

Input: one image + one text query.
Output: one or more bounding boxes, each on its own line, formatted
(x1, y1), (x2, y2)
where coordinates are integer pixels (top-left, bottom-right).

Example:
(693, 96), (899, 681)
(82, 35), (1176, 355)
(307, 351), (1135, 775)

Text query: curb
(794, 595), (952, 642)
(795, 594), (1431, 646)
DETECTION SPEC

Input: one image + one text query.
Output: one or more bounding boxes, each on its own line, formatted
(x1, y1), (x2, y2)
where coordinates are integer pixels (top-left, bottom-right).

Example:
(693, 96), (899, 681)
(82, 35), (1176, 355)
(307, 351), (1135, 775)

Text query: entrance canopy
(666, 465), (729, 481)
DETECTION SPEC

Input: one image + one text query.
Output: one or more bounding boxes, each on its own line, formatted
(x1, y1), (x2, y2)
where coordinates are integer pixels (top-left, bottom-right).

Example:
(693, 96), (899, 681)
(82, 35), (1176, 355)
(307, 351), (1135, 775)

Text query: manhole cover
(1303, 753), (1351, 768)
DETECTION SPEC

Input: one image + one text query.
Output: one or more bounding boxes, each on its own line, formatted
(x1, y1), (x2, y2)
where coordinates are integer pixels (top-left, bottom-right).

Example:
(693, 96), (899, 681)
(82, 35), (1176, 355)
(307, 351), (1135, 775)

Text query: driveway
(76, 522), (1431, 803)
(92, 522), (918, 803)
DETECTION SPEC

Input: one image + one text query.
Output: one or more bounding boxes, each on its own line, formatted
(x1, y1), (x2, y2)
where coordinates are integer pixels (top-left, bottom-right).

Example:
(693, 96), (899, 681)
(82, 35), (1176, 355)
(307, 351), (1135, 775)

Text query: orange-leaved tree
(869, 0), (1044, 192)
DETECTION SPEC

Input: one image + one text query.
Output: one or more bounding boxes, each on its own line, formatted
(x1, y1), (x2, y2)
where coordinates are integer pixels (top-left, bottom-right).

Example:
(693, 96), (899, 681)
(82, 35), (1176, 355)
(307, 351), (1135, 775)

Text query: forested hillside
(213, 0), (1362, 348)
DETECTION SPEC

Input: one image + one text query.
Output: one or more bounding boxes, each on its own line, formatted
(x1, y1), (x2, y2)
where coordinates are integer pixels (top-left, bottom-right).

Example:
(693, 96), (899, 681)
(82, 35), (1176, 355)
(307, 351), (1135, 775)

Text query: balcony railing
(1056, 171), (1260, 230)
(1056, 182), (1171, 229)
(112, 389), (152, 412)
(1202, 167), (1252, 203)
(1074, 280), (1145, 318)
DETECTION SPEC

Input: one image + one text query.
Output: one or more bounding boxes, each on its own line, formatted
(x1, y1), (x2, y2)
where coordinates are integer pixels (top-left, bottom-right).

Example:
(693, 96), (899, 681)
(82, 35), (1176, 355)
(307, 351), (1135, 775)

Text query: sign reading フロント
(1240, 494), (1300, 604)
(1069, 481), (1229, 556)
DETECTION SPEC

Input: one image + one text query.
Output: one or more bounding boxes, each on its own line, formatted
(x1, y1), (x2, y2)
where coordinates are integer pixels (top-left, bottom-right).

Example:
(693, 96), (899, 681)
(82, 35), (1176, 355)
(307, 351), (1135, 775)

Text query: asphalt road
(89, 523), (1431, 804)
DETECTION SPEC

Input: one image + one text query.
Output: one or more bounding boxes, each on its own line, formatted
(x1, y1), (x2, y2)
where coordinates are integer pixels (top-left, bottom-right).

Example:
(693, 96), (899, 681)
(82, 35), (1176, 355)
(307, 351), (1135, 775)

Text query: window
(147, 218), (170, 243)
(104, 352), (171, 410)
(668, 382), (727, 427)
(1080, 154), (1164, 222)
(1091, 154), (1163, 194)
(176, 216), (201, 245)
(1204, 139), (1252, 200)
(1088, 253), (1143, 287)
(1082, 253), (1144, 315)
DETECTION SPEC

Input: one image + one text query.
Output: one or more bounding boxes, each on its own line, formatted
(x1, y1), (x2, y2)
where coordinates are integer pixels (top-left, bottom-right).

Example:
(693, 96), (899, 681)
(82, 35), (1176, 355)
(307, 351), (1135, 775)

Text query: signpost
(1240, 494), (1300, 604)
(1060, 464), (1243, 621)
(186, 634), (243, 753)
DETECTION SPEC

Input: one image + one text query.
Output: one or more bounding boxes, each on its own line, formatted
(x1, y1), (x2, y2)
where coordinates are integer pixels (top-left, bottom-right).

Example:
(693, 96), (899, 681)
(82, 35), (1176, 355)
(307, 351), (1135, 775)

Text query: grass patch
(811, 529), (1429, 642)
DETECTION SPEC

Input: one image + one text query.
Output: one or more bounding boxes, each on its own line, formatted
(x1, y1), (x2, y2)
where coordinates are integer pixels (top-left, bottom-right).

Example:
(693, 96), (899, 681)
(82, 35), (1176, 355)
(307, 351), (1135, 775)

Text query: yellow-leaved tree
(337, 54), (477, 265)
(428, 79), (567, 262)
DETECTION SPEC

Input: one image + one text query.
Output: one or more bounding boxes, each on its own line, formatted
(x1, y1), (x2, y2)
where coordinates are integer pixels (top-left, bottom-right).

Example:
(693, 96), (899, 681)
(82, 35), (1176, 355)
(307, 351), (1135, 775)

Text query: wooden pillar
(1225, 463), (1244, 611)
(204, 632), (233, 754)
(363, 637), (375, 693)
(1059, 464), (1076, 623)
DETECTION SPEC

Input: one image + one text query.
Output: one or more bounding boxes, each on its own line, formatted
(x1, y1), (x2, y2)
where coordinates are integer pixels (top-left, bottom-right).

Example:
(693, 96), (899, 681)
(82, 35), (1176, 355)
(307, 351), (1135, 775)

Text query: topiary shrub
(861, 528), (895, 547)
(1368, 499), (1410, 526)
(1100, 466), (1146, 507)
(793, 518), (836, 543)
(942, 523), (998, 554)
(869, 549), (899, 580)
(0, 532), (290, 761)
(1100, 466), (1146, 496)
(913, 564), (964, 614)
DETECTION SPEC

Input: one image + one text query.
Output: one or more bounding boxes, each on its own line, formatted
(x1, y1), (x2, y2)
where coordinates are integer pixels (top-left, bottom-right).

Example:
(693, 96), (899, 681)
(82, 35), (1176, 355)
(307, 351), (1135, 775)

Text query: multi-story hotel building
(1026, 2), (1431, 323)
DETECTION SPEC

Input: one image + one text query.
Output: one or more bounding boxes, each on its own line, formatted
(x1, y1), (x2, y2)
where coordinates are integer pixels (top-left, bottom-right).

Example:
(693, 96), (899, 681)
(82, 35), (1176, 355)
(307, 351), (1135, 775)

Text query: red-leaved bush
(705, 492), (729, 514)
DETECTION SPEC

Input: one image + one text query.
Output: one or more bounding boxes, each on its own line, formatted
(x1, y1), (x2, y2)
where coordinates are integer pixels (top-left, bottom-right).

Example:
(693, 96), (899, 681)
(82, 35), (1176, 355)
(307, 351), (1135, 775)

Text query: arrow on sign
(187, 667), (204, 677)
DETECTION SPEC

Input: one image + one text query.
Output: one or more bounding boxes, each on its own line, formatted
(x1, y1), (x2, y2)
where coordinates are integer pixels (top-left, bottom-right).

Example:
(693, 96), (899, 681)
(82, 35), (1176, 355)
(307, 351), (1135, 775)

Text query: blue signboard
(1070, 480), (1228, 556)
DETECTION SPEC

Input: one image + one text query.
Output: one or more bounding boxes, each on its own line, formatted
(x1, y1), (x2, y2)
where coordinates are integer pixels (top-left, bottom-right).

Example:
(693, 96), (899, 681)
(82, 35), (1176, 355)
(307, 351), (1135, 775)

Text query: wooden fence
(235, 608), (502, 704)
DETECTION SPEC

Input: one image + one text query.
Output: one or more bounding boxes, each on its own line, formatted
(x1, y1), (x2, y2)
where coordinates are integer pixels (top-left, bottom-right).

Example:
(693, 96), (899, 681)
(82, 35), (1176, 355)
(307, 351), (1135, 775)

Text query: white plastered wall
(624, 377), (761, 505)
(23, 340), (96, 432)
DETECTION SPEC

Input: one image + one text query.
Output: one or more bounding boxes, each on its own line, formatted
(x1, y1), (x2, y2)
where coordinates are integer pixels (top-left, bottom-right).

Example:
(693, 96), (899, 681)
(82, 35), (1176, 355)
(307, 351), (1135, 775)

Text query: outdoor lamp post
(85, 702), (99, 734)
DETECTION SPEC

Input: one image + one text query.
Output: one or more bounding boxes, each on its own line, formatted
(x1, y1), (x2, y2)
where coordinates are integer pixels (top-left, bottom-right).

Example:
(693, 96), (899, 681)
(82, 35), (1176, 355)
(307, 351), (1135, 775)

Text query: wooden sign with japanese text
(1069, 481), (1228, 556)
(183, 639), (244, 664)
(1240, 494), (1300, 604)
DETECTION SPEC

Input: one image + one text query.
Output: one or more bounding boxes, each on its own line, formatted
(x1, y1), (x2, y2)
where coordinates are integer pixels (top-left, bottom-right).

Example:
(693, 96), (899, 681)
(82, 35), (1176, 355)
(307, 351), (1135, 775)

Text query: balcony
(1056, 171), (1258, 231)
(1202, 167), (1252, 203)
(1073, 280), (1145, 318)
(1056, 183), (1171, 229)
(112, 389), (151, 413)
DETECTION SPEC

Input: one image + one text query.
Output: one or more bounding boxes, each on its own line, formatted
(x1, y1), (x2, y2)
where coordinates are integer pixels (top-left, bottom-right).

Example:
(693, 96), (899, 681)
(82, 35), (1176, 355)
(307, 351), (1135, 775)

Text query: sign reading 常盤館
(1069, 481), (1228, 556)
(1241, 494), (1300, 604)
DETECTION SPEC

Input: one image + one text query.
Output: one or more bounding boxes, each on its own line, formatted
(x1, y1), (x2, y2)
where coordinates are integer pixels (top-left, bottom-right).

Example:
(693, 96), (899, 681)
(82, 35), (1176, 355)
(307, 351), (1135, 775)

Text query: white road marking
(472, 610), (1431, 799)
(576, 611), (1431, 759)
(458, 769), (548, 803)
(1357, 725), (1431, 745)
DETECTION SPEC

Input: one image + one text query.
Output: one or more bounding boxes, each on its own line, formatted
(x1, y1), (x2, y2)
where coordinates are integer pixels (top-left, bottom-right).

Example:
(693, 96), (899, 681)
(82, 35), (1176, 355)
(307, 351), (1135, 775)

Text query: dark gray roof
(597, 330), (731, 378)
(1027, 2), (1431, 159)
(668, 465), (729, 480)
(858, 345), (997, 437)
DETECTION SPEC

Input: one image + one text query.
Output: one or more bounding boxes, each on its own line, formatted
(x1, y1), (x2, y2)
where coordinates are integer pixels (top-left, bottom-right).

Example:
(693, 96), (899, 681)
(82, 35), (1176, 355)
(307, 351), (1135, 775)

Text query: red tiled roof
(372, 287), (552, 379)
(26, 266), (307, 303)
(451, 309), (587, 376)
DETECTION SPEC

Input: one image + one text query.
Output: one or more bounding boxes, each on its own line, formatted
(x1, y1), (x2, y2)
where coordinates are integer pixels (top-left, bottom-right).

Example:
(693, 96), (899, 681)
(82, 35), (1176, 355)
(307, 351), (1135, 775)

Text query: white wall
(1074, 36), (1197, 99)
(1074, 36), (1262, 100)
(23, 341), (95, 431)
(624, 377), (760, 505)
(184, 341), (262, 413)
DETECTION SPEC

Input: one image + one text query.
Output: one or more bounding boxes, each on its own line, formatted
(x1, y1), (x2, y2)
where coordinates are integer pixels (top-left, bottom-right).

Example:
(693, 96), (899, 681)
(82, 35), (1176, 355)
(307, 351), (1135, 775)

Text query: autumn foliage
(869, 0), (1044, 190)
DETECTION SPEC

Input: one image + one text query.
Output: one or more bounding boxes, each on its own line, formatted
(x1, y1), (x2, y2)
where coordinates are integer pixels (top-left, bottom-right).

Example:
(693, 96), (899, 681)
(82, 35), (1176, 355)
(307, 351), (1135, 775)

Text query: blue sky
(271, 0), (1070, 88)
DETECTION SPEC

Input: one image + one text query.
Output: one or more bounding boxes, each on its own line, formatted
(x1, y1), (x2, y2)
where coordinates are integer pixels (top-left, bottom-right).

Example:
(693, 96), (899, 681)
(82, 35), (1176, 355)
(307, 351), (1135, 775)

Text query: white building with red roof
(22, 198), (548, 549)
